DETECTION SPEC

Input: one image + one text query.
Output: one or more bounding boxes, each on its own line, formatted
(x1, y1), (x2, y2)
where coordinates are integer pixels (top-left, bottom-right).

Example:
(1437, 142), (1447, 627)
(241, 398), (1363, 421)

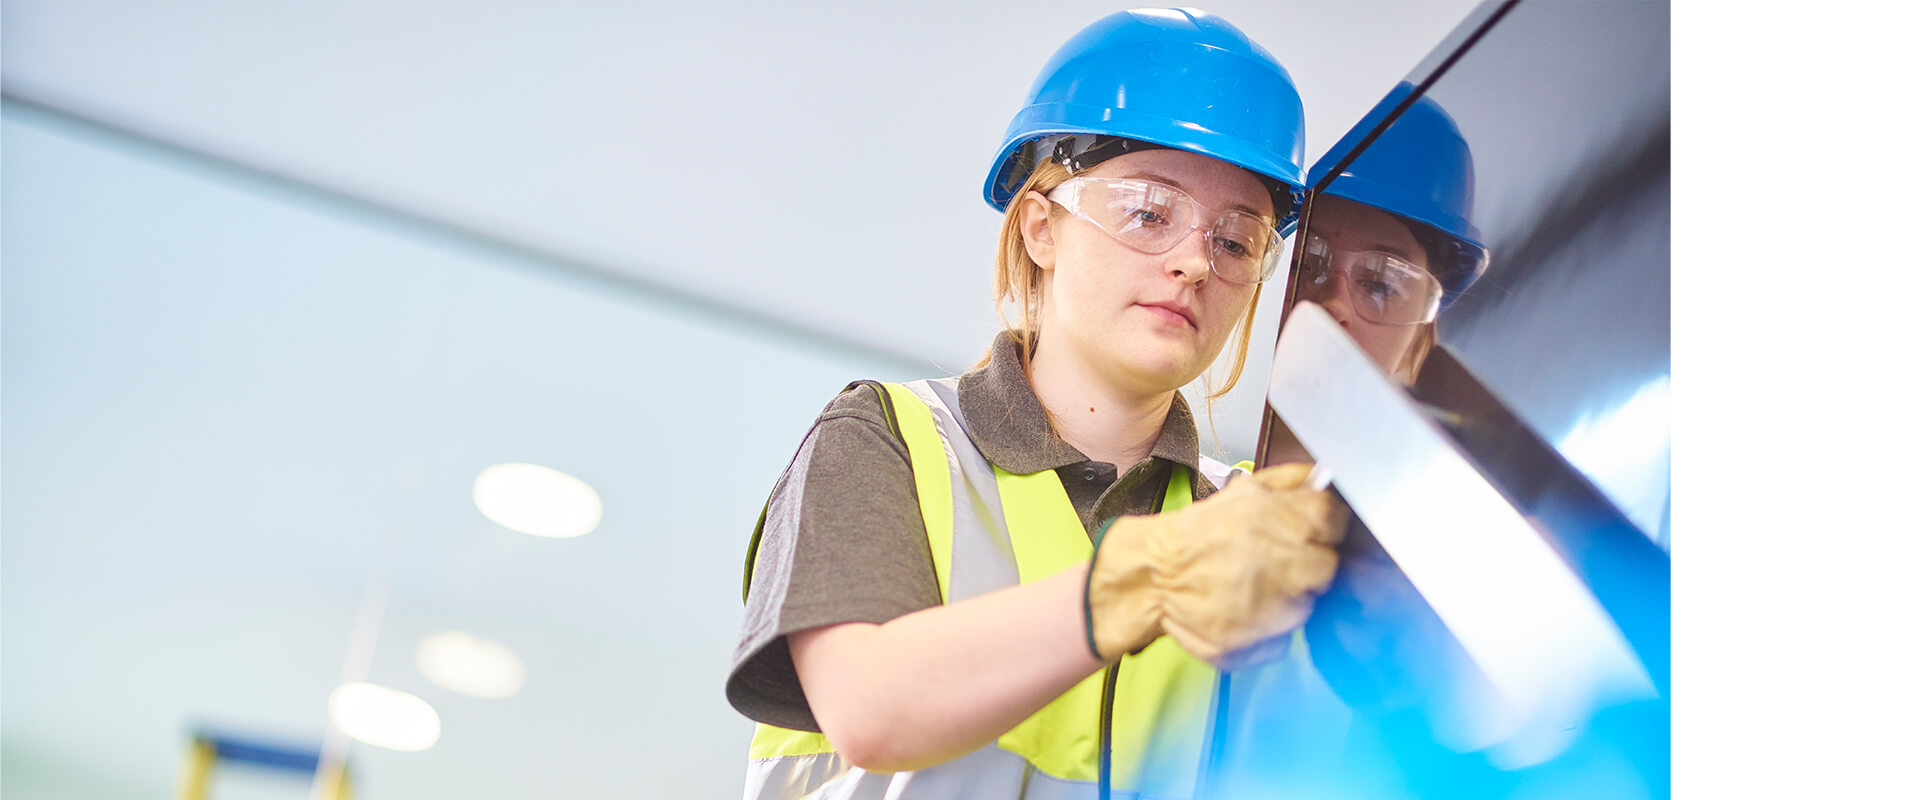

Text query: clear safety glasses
(1047, 177), (1283, 285)
(1299, 232), (1443, 325)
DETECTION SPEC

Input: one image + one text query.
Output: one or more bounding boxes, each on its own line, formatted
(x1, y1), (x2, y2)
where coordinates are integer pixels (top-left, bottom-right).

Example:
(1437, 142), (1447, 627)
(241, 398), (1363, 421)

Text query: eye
(1211, 217), (1268, 262)
(1125, 205), (1173, 226)
(1214, 237), (1251, 258)
(1356, 278), (1400, 300)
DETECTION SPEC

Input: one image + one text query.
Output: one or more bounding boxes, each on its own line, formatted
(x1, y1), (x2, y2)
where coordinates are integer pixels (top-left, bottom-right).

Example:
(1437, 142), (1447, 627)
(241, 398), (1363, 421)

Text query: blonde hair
(979, 159), (1265, 403)
(1395, 323), (1437, 384)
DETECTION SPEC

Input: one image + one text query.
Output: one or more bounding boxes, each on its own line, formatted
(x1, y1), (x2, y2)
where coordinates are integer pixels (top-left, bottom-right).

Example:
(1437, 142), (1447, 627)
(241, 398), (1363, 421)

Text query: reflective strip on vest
(746, 379), (1235, 800)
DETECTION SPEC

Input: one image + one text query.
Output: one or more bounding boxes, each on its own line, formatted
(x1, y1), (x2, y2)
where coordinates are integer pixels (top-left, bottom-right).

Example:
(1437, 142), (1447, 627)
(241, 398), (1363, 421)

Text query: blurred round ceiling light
(473, 462), (602, 538)
(416, 631), (526, 699)
(327, 682), (441, 752)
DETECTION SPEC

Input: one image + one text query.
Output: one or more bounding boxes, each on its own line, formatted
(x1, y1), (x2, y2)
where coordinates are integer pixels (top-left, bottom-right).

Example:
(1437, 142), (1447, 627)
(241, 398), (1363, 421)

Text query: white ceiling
(4, 0), (1484, 373)
(3, 2), (1487, 797)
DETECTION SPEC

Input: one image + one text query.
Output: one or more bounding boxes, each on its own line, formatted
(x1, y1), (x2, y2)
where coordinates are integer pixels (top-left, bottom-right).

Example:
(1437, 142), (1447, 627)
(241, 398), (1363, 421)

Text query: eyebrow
(1371, 243), (1418, 262)
(1358, 231), (1424, 264)
(1119, 171), (1270, 219)
(1318, 231), (1420, 264)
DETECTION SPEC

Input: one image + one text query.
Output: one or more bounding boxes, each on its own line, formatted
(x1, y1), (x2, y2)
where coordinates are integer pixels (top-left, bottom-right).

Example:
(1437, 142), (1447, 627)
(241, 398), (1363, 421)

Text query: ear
(1016, 190), (1056, 270)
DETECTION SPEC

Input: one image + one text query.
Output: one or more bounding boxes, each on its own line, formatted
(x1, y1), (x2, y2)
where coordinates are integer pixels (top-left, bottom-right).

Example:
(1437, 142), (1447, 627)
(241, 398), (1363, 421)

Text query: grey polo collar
(955, 331), (1212, 498)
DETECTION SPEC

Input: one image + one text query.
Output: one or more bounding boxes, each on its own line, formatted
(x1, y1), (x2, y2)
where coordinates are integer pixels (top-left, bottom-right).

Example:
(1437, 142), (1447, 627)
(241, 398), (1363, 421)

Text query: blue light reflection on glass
(1556, 375), (1671, 547)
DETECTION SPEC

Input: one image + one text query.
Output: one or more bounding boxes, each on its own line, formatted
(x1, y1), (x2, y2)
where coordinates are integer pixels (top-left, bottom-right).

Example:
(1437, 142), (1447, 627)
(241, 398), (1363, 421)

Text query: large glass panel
(1230, 1), (1671, 797)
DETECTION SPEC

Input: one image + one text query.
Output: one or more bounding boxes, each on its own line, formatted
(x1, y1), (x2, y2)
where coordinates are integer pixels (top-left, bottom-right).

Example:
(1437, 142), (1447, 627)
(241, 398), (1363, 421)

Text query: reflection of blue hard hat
(983, 8), (1308, 230)
(1309, 83), (1488, 306)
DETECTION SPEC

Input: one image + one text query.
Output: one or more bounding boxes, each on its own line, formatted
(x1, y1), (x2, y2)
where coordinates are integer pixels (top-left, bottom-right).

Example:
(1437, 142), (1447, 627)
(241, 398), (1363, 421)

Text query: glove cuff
(1085, 516), (1164, 661)
(1081, 518), (1119, 661)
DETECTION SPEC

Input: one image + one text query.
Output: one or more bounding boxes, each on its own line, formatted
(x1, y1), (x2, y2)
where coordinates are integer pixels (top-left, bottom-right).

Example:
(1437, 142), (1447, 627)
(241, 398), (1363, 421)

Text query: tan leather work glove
(1084, 463), (1348, 669)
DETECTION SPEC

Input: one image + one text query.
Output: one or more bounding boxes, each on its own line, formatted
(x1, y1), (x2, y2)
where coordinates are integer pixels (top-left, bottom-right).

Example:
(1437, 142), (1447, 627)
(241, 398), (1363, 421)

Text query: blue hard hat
(1308, 83), (1488, 307)
(983, 7), (1308, 230)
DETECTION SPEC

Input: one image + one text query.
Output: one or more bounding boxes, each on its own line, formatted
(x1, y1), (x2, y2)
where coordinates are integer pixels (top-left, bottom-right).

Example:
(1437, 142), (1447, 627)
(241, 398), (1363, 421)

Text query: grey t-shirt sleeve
(725, 384), (942, 732)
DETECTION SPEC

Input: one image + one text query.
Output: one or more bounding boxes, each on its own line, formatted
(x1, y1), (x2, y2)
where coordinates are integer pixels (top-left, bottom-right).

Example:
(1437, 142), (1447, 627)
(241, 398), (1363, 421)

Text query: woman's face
(1021, 149), (1271, 396)
(1297, 196), (1433, 378)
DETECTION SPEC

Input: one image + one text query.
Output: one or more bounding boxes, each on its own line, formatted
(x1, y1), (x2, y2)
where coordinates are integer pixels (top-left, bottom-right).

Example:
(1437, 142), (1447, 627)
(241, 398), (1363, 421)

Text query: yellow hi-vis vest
(742, 378), (1245, 800)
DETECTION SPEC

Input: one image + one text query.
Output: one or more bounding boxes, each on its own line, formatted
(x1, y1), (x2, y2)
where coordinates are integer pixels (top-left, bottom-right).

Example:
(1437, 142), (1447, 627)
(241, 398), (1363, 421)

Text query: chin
(1113, 343), (1208, 393)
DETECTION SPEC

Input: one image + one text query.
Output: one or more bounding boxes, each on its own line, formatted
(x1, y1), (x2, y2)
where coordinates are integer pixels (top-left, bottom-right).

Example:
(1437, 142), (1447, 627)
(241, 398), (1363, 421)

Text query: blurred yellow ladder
(177, 729), (352, 800)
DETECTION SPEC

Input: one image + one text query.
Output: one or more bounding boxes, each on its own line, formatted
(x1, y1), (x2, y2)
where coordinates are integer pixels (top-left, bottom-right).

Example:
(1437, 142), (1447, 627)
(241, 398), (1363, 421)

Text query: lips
(1139, 301), (1196, 329)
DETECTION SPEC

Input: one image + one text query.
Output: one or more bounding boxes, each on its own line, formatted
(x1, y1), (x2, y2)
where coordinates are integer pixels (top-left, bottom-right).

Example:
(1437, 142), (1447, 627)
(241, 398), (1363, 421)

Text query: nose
(1164, 226), (1213, 286)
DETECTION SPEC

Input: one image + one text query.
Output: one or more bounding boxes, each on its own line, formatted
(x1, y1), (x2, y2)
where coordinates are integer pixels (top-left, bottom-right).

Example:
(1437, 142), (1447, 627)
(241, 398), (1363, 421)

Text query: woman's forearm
(789, 562), (1105, 772)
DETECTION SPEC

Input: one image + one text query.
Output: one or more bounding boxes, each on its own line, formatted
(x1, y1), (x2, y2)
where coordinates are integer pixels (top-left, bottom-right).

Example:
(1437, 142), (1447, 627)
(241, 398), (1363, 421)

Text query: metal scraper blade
(1265, 302), (1655, 757)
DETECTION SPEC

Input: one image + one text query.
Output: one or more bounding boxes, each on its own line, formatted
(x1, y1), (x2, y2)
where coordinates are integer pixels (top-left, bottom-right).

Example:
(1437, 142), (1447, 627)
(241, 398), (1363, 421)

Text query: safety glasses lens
(1206, 213), (1278, 284)
(1085, 180), (1193, 248)
(1296, 235), (1440, 325)
(1063, 178), (1279, 284)
(1350, 255), (1441, 325)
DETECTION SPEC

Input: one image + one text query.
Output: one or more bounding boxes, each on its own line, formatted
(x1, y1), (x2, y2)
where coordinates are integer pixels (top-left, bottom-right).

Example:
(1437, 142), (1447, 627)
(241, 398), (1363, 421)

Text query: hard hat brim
(983, 103), (1307, 228)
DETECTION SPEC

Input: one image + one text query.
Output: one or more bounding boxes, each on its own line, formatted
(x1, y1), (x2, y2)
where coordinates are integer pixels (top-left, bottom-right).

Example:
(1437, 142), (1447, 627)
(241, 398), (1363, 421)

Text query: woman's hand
(1086, 463), (1348, 668)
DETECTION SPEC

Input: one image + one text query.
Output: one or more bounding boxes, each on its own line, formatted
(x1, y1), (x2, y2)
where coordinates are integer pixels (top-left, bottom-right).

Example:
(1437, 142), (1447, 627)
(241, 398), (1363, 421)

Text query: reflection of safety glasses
(1300, 233), (1443, 325)
(1047, 177), (1283, 285)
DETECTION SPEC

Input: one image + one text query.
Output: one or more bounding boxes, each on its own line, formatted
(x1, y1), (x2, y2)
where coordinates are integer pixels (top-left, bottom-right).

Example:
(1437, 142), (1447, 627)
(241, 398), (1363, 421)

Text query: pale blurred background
(3, 2), (1483, 797)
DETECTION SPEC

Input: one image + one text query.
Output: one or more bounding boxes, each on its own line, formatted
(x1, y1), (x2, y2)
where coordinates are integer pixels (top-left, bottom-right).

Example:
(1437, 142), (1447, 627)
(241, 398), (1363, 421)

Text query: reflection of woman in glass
(1290, 91), (1513, 790)
(1294, 91), (1488, 385)
(1296, 195), (1444, 382)
(1284, 181), (1505, 757)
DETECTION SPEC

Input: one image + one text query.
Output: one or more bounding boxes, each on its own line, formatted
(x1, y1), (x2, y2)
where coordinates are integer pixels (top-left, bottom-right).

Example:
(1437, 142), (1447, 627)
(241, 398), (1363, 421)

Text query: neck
(1027, 346), (1175, 472)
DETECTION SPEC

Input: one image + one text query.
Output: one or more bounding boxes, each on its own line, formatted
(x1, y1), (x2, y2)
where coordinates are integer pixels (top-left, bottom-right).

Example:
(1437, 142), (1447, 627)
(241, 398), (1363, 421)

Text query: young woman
(728, 10), (1346, 799)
